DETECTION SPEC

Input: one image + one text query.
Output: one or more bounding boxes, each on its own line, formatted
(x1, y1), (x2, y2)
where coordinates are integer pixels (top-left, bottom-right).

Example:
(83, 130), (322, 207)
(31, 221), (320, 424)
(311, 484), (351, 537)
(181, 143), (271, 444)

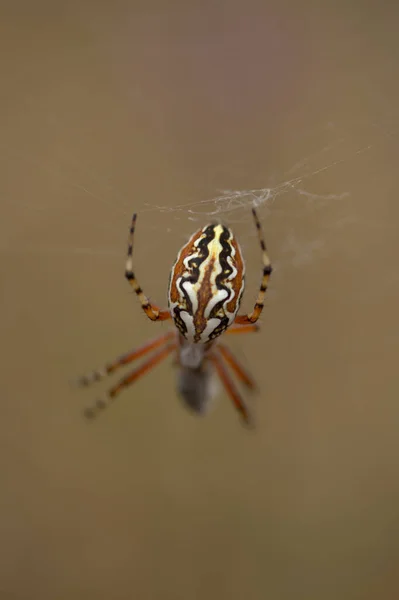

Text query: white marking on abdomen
(180, 311), (196, 342)
(200, 317), (225, 341)
(181, 280), (199, 315)
(204, 287), (230, 319)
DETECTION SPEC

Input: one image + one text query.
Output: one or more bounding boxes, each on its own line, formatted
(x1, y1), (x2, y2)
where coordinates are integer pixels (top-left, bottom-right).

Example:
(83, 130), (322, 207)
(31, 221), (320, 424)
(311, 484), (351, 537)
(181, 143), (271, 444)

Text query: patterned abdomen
(168, 224), (245, 343)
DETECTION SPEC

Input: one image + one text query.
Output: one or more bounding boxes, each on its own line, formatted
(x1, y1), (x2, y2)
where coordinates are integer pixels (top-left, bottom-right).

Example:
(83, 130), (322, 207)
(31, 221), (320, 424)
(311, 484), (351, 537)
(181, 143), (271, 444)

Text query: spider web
(0, 138), (348, 257)
(0, 118), (397, 289)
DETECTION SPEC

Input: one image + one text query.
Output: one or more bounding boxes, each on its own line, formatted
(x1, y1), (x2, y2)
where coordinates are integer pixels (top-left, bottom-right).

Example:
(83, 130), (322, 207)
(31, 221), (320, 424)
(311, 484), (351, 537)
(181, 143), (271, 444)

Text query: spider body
(77, 209), (272, 426)
(176, 357), (216, 415)
(168, 223), (245, 347)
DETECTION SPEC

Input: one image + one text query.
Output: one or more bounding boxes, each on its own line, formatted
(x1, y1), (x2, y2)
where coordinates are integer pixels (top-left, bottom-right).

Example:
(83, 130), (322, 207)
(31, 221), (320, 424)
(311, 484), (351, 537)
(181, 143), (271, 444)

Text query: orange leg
(234, 208), (272, 325)
(210, 353), (252, 426)
(217, 344), (256, 390)
(76, 331), (175, 387)
(226, 323), (260, 335)
(125, 213), (171, 321)
(84, 342), (176, 419)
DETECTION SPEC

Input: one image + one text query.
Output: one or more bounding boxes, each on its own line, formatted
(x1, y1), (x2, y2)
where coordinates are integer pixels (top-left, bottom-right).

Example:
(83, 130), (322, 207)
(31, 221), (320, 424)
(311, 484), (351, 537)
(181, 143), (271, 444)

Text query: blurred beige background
(1, 2), (398, 599)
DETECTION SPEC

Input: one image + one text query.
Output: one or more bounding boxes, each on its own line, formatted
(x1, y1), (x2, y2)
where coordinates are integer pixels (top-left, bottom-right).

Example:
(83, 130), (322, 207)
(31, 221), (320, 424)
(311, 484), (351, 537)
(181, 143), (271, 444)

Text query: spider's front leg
(234, 208), (272, 326)
(125, 213), (171, 322)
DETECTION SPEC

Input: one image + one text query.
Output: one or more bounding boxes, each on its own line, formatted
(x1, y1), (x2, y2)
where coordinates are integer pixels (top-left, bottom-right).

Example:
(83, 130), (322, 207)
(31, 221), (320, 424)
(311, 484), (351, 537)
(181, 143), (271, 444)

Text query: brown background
(1, 2), (398, 599)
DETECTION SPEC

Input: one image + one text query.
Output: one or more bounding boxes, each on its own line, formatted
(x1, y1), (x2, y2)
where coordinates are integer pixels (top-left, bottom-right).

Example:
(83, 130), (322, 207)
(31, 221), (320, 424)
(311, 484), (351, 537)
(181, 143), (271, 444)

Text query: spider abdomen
(168, 223), (245, 343)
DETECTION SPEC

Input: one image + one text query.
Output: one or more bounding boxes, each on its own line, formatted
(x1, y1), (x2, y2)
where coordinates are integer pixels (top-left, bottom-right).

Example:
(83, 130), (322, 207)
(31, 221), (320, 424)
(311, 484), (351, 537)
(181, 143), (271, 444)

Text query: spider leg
(84, 342), (176, 419)
(217, 343), (256, 390)
(226, 323), (260, 335)
(75, 331), (175, 387)
(125, 213), (171, 322)
(234, 208), (272, 325)
(210, 353), (253, 427)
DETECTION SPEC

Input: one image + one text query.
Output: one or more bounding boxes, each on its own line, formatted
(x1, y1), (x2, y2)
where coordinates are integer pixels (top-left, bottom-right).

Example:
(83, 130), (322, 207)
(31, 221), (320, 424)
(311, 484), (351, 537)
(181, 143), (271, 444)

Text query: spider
(76, 208), (272, 426)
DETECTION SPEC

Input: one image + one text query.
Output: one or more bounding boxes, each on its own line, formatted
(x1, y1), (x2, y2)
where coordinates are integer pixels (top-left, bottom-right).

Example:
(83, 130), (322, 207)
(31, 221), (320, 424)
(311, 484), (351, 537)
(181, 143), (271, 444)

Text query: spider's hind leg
(75, 331), (175, 388)
(210, 352), (253, 427)
(84, 341), (176, 419)
(217, 343), (257, 390)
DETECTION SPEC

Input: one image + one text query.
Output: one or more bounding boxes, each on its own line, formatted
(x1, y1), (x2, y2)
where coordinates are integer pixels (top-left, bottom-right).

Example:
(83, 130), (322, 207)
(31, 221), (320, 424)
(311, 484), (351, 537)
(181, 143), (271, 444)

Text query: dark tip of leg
(244, 419), (256, 431)
(83, 407), (95, 420)
(71, 377), (86, 389)
(241, 409), (255, 430)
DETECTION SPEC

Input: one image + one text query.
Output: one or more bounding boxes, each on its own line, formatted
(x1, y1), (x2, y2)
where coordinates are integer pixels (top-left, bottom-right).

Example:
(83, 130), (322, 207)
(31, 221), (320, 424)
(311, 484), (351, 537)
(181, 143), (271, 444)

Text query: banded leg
(234, 208), (272, 325)
(75, 331), (175, 388)
(217, 343), (256, 390)
(210, 353), (253, 426)
(125, 213), (171, 321)
(84, 342), (176, 419)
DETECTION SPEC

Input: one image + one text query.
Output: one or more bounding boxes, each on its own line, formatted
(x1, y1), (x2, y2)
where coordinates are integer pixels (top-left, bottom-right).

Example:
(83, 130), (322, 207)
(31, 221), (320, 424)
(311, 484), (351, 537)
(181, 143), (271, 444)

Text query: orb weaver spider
(76, 208), (272, 425)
